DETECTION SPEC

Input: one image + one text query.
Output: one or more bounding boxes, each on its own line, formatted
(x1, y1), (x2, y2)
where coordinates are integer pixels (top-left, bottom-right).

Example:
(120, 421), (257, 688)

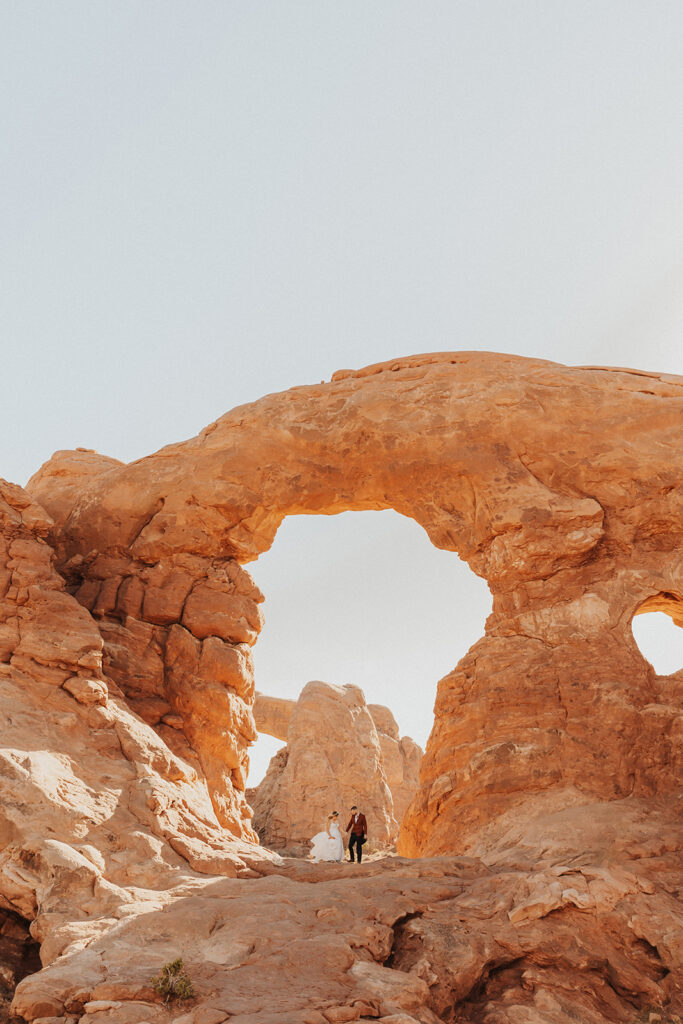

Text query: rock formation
(0, 478), (277, 1021)
(253, 691), (295, 742)
(368, 704), (423, 826)
(27, 352), (683, 858)
(250, 683), (423, 851)
(0, 909), (39, 1021)
(0, 351), (679, 1022)
(24, 455), (263, 842)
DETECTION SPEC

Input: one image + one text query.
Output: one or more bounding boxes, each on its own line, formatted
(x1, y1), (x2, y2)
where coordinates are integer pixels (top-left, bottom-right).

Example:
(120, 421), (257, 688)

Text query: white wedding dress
(310, 821), (344, 862)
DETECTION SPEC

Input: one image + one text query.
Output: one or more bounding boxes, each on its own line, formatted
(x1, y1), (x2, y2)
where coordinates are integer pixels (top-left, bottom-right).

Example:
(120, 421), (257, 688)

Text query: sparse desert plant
(151, 958), (195, 1004)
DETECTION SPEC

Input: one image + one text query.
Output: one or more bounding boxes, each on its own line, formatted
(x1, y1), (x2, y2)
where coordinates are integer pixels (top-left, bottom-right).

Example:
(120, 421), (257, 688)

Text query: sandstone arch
(631, 591), (683, 680)
(634, 589), (683, 628)
(27, 352), (683, 854)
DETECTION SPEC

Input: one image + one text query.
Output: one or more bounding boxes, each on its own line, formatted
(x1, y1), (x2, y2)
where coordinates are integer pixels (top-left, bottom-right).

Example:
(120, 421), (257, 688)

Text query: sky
(2, 3), (682, 783)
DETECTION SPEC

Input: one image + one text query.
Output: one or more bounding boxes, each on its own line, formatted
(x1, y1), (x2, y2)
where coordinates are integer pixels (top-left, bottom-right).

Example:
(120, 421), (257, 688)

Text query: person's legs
(356, 835), (363, 864)
(348, 834), (359, 862)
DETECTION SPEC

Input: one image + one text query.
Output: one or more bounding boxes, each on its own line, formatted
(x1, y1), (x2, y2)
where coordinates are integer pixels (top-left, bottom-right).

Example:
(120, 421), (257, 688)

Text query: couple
(310, 806), (368, 863)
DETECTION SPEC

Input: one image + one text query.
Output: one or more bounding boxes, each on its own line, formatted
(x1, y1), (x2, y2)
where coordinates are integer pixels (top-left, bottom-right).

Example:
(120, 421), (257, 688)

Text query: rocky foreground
(1, 352), (681, 1022)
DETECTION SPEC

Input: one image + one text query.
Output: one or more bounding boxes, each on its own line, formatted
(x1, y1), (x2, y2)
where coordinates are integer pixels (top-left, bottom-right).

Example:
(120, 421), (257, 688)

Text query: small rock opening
(631, 593), (683, 676)
(247, 733), (286, 791)
(0, 908), (41, 1023)
(246, 509), (492, 854)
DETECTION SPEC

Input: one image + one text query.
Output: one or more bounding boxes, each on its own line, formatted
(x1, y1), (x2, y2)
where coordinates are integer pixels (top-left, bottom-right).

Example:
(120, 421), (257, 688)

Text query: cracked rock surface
(0, 352), (680, 1022)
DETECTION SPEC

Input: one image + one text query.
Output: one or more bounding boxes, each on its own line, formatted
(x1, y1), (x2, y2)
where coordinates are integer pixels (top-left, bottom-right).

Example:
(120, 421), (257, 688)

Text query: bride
(309, 810), (344, 863)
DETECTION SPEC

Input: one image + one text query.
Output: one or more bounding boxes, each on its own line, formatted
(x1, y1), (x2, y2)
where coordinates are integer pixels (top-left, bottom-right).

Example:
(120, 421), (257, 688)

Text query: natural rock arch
(28, 351), (683, 855)
(631, 592), (683, 682)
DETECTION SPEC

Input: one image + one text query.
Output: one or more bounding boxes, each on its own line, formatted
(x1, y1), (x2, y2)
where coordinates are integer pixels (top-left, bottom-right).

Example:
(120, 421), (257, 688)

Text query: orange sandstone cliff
(0, 351), (677, 1023)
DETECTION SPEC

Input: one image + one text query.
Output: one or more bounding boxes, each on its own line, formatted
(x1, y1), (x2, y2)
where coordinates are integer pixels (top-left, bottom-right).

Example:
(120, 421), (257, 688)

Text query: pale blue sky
(2, 3), (681, 781)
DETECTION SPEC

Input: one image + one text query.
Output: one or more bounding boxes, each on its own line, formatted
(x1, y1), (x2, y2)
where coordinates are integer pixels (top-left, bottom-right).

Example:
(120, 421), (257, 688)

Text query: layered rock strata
(2, 350), (678, 1022)
(28, 352), (683, 857)
(251, 682), (423, 851)
(0, 479), (276, 1020)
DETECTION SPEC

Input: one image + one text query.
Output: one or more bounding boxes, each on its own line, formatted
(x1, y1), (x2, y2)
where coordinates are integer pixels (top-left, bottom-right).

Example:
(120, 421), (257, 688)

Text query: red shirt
(346, 813), (367, 836)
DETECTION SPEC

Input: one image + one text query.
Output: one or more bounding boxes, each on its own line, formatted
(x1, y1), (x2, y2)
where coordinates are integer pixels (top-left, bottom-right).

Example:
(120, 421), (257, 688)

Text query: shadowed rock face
(368, 704), (423, 826)
(0, 909), (40, 1008)
(27, 352), (683, 854)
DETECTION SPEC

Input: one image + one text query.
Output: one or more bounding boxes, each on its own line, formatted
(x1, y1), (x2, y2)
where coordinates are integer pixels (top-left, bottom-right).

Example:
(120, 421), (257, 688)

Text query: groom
(346, 805), (367, 863)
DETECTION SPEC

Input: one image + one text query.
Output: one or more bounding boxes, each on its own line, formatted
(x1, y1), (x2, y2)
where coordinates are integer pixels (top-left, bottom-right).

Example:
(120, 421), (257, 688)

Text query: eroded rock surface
(2, 351), (680, 1022)
(0, 479), (276, 1021)
(368, 704), (423, 827)
(27, 450), (263, 843)
(27, 352), (683, 856)
(251, 683), (423, 852)
(253, 692), (295, 742)
(0, 908), (40, 1022)
(10, 803), (682, 1024)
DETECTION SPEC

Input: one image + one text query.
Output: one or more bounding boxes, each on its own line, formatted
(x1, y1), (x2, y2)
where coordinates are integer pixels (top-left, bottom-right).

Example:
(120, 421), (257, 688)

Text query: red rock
(251, 681), (397, 851)
(253, 692), (295, 741)
(27, 353), (683, 856)
(182, 584), (262, 645)
(368, 705), (423, 826)
(251, 686), (423, 851)
(3, 352), (680, 1024)
(141, 567), (194, 626)
(199, 638), (254, 701)
(61, 676), (108, 706)
(322, 1006), (360, 1023)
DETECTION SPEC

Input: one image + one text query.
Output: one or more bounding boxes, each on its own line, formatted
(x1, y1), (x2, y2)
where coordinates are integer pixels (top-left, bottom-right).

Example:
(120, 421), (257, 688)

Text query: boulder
(251, 681), (397, 851)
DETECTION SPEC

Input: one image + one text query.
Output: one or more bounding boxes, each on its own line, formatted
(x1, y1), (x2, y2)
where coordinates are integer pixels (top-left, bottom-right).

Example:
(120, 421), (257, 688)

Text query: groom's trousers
(348, 833), (364, 862)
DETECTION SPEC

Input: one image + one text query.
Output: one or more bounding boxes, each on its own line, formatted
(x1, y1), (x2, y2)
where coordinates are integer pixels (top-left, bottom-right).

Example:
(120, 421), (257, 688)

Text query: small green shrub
(151, 958), (195, 1004)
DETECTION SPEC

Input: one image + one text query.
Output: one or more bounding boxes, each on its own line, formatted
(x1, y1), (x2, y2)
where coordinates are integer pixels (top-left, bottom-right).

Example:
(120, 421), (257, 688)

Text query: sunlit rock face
(28, 352), (683, 856)
(0, 478), (276, 1021)
(250, 682), (423, 851)
(0, 351), (680, 1023)
(27, 453), (262, 841)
